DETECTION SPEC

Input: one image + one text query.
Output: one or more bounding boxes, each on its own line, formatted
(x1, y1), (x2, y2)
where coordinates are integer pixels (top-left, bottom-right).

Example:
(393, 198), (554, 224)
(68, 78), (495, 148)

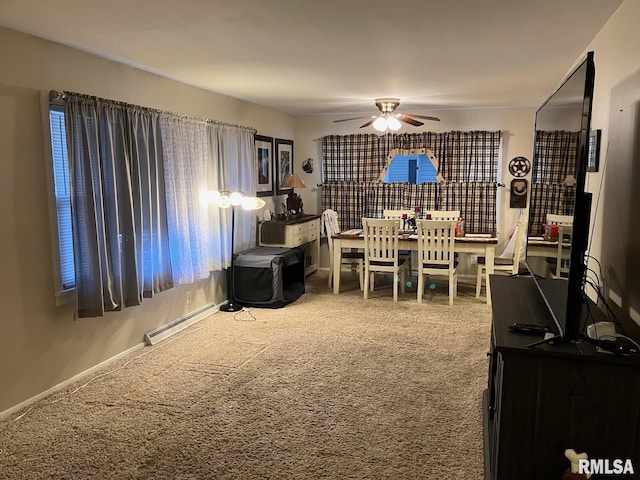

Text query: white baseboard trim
(0, 342), (144, 421)
(144, 302), (218, 345)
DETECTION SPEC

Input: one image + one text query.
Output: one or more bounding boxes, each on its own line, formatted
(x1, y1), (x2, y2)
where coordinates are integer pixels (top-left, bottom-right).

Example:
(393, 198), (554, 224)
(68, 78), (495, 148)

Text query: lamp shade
(373, 115), (402, 132)
(387, 116), (402, 131)
(372, 116), (388, 132)
(280, 173), (306, 189)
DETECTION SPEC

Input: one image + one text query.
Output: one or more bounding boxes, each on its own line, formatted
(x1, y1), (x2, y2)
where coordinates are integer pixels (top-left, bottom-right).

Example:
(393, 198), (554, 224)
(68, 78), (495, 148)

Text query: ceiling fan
(334, 98), (440, 131)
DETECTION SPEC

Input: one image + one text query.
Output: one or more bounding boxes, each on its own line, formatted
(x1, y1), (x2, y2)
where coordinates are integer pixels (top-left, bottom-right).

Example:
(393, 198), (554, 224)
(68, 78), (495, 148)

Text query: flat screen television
(525, 51), (595, 341)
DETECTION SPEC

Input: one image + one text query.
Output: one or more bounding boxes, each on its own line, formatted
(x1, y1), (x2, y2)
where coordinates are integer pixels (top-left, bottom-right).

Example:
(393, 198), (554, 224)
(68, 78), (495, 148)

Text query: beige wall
(580, 0), (640, 323)
(0, 26), (294, 414)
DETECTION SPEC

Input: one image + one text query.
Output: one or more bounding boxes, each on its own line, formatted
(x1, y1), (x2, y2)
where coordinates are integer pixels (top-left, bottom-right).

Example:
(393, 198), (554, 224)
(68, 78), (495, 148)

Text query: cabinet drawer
(290, 224), (306, 235)
(289, 234), (306, 247)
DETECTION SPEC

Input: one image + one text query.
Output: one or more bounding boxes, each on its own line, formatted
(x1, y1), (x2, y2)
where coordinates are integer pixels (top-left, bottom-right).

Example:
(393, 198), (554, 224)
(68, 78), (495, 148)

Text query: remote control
(508, 323), (550, 335)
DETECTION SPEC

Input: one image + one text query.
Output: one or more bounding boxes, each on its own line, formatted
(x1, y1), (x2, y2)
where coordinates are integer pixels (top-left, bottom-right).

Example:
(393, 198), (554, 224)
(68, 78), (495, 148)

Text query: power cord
(583, 279), (626, 335)
(233, 307), (257, 322)
(581, 333), (640, 357)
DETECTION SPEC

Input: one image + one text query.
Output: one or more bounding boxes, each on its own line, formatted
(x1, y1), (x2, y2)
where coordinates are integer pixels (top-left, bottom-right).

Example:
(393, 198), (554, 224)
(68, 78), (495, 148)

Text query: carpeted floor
(0, 270), (492, 479)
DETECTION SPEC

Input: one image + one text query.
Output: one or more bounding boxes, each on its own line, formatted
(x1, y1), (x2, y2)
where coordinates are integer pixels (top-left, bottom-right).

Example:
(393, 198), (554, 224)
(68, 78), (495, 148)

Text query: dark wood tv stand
(484, 275), (640, 479)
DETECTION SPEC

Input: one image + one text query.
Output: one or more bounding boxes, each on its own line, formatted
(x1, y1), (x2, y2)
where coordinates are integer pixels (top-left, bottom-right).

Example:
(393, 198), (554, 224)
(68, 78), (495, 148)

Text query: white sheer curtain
(160, 116), (213, 284)
(65, 94), (173, 317)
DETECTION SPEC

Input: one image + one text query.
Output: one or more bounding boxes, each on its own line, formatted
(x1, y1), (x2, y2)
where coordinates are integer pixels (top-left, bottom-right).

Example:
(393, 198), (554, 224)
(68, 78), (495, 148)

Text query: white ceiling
(0, 0), (623, 116)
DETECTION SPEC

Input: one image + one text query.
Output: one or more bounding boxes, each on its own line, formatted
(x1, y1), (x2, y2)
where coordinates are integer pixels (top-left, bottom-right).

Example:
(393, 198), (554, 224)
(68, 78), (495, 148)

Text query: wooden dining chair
(382, 209), (414, 268)
(322, 209), (364, 290)
(476, 215), (527, 298)
(362, 218), (408, 301)
(416, 219), (458, 305)
(546, 213), (573, 226)
(424, 210), (460, 222)
(544, 213), (573, 278)
(383, 209), (414, 221)
(549, 224), (573, 278)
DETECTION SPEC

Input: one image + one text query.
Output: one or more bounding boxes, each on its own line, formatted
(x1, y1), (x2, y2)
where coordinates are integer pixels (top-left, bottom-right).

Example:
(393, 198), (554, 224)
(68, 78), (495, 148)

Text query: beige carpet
(0, 271), (492, 479)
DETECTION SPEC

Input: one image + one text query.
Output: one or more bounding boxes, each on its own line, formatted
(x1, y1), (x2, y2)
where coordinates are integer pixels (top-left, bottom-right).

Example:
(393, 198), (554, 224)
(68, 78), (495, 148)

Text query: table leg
(327, 240), (334, 288)
(484, 245), (495, 305)
(333, 239), (343, 294)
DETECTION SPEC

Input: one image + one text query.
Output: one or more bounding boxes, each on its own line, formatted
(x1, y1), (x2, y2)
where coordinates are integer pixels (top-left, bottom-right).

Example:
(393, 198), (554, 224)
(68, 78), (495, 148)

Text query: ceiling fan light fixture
(333, 98), (440, 129)
(375, 98), (400, 114)
(387, 116), (402, 131)
(372, 116), (388, 132)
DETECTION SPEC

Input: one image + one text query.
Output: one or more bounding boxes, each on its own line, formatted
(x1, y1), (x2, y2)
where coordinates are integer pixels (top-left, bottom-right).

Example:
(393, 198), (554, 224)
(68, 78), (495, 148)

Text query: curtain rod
(318, 182), (506, 187)
(49, 89), (65, 101)
(47, 89), (256, 133)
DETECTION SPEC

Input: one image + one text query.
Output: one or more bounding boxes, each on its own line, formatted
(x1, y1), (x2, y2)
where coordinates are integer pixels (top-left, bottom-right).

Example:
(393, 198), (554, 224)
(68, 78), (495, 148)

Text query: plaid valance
(321, 181), (497, 233)
(321, 131), (500, 234)
(322, 131), (500, 183)
(528, 183), (576, 235)
(532, 130), (579, 183)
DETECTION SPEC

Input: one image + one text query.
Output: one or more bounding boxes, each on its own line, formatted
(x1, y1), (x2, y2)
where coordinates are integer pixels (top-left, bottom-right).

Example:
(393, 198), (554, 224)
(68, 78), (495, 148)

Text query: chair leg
(400, 267), (406, 294)
(417, 271), (424, 304)
(328, 248), (334, 288)
(454, 272), (458, 297)
(393, 271), (399, 302)
(358, 260), (364, 291)
(363, 267), (369, 299)
(449, 271), (457, 306)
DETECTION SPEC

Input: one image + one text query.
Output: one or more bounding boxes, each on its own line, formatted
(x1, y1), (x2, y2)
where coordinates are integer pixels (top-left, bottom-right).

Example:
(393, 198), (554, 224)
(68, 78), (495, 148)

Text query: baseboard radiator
(144, 302), (218, 346)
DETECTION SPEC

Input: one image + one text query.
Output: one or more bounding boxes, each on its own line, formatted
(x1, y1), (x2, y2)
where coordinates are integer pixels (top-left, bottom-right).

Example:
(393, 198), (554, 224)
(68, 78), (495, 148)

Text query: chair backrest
(322, 209), (341, 251)
(425, 210), (461, 222)
(546, 213), (573, 226)
(362, 218), (401, 268)
(322, 209), (340, 236)
(416, 219), (456, 268)
(383, 209), (414, 219)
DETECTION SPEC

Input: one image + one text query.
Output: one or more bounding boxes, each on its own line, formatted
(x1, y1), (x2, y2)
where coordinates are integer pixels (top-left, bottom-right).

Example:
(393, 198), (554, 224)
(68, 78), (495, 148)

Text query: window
(381, 154), (439, 183)
(48, 104), (75, 292)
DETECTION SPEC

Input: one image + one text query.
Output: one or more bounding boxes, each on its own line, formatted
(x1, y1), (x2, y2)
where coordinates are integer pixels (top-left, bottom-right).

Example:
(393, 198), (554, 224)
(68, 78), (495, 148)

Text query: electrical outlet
(186, 291), (191, 304)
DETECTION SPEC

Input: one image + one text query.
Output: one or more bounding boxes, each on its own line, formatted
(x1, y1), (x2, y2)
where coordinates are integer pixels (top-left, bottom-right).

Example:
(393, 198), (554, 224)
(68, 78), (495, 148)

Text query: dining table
(331, 230), (499, 305)
(526, 236), (571, 258)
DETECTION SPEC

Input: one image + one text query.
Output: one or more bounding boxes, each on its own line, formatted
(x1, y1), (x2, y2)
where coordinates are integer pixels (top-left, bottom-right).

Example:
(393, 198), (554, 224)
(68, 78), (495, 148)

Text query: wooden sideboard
(484, 275), (640, 479)
(259, 214), (320, 276)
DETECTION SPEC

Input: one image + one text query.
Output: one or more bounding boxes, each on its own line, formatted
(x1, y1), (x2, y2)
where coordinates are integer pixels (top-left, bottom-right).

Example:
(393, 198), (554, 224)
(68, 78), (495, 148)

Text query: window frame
(41, 92), (75, 306)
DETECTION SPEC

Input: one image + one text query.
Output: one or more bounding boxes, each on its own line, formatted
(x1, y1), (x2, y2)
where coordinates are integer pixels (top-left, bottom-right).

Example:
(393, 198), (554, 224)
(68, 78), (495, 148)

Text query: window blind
(49, 108), (75, 289)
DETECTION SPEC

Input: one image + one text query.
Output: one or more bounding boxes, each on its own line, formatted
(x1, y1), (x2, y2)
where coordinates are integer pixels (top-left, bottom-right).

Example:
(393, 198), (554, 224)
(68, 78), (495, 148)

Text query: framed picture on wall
(587, 129), (601, 172)
(255, 134), (273, 197)
(275, 138), (294, 195)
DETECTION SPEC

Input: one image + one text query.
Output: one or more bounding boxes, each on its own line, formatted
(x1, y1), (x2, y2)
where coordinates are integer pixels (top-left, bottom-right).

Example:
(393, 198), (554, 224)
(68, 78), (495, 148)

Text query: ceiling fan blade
(333, 116), (370, 123)
(405, 114), (441, 122)
(359, 119), (375, 128)
(397, 115), (424, 127)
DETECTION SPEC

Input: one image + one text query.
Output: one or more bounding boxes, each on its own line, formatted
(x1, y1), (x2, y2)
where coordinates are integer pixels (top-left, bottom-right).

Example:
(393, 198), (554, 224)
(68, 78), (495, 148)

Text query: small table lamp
(281, 173), (306, 216)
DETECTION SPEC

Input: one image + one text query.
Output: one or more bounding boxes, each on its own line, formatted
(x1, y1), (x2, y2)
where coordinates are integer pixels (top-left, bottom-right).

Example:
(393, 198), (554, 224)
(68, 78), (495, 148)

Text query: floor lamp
(210, 190), (265, 312)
